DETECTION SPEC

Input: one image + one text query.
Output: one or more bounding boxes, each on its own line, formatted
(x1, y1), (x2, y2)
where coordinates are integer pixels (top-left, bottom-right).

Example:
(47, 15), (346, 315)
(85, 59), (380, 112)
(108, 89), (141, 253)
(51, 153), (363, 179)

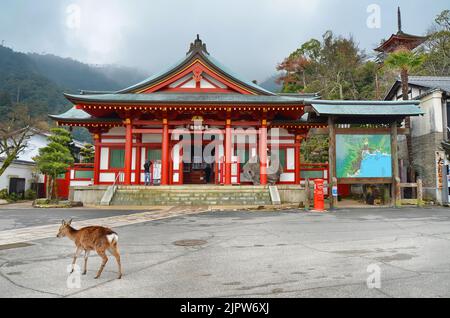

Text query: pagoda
(375, 7), (426, 53)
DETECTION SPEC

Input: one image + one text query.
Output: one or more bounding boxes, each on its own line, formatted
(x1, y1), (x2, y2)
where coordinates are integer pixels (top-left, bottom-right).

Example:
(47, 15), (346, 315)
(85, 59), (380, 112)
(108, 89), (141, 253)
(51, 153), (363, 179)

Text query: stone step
(110, 185), (272, 206)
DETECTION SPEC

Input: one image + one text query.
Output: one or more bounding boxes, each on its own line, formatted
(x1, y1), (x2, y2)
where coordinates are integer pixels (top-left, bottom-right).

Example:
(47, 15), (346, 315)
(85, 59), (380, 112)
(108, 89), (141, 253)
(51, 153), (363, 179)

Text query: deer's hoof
(117, 275), (122, 279)
(94, 275), (100, 279)
(82, 271), (87, 275)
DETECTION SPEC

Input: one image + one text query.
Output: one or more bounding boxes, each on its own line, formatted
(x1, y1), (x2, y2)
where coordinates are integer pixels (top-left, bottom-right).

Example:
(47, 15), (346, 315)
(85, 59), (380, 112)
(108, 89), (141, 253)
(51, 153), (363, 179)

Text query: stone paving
(0, 206), (208, 246)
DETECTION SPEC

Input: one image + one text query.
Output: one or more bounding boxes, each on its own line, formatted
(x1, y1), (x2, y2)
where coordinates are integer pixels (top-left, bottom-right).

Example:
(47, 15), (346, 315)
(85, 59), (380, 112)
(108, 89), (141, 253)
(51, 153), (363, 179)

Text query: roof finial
(397, 6), (402, 33)
(187, 34), (209, 55)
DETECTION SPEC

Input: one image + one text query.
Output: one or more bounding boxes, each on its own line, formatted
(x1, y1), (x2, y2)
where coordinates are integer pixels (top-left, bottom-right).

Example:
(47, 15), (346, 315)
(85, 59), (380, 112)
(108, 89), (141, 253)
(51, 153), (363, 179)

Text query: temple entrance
(182, 143), (216, 185)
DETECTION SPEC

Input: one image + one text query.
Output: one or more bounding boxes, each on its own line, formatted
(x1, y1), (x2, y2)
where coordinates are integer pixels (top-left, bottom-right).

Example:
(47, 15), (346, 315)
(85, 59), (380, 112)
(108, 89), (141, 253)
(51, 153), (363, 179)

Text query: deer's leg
(71, 246), (82, 273)
(82, 250), (90, 275)
(94, 250), (108, 279)
(109, 246), (122, 279)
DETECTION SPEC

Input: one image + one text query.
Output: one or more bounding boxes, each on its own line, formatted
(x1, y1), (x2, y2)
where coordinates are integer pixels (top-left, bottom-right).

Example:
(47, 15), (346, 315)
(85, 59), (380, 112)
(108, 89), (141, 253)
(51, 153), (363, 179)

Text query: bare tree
(0, 105), (47, 176)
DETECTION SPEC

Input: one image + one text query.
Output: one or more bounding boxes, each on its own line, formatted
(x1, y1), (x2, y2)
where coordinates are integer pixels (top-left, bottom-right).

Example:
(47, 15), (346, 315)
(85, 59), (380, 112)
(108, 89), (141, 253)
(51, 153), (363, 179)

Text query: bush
(25, 189), (37, 200)
(8, 192), (19, 202)
(0, 189), (8, 200)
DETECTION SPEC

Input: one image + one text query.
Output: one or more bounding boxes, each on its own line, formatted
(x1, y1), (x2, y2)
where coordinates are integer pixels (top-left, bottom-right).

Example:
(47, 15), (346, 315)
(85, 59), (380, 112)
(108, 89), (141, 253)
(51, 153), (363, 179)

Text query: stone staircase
(110, 185), (272, 206)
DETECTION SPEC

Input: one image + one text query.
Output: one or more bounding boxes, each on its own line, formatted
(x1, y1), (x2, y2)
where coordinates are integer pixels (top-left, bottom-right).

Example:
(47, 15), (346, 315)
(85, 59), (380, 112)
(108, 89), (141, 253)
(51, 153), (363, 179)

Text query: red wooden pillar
(259, 118), (268, 185)
(124, 118), (133, 185)
(161, 117), (169, 185)
(93, 133), (101, 185)
(135, 134), (142, 185)
(294, 134), (302, 184)
(224, 117), (232, 185)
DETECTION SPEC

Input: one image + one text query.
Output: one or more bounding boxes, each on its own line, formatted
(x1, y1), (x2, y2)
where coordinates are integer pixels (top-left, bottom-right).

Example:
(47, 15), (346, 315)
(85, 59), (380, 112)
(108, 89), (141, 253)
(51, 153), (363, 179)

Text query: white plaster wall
(411, 90), (444, 138)
(100, 147), (109, 170)
(0, 163), (36, 191)
(143, 134), (162, 143)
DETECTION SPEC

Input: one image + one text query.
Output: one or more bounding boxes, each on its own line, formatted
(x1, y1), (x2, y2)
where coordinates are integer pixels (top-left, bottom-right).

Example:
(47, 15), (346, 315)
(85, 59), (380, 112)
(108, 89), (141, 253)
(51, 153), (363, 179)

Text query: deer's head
(57, 219), (73, 238)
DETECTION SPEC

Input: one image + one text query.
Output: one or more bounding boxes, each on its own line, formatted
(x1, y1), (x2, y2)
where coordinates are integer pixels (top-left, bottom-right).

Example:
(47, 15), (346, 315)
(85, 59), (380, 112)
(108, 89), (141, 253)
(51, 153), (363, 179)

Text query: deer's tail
(106, 232), (119, 246)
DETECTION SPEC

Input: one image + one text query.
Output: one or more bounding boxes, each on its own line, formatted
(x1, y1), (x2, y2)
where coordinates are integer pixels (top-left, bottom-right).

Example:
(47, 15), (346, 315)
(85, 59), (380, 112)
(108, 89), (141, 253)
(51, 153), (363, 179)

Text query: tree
(80, 143), (94, 163)
(417, 10), (450, 76)
(384, 49), (425, 100)
(0, 105), (46, 176)
(277, 31), (377, 100)
(33, 128), (74, 200)
(384, 49), (424, 181)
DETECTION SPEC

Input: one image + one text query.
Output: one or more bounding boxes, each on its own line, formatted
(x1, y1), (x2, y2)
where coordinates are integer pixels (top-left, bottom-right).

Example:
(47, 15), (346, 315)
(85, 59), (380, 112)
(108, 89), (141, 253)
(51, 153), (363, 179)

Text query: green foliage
(0, 46), (145, 143)
(33, 128), (74, 199)
(80, 143), (95, 163)
(301, 135), (329, 163)
(384, 49), (425, 73)
(24, 189), (37, 200)
(415, 10), (450, 76)
(0, 188), (8, 200)
(277, 31), (378, 100)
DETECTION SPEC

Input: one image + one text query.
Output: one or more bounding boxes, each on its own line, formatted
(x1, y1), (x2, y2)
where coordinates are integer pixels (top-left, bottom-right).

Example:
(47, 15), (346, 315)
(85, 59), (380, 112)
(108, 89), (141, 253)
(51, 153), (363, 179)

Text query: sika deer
(57, 219), (122, 279)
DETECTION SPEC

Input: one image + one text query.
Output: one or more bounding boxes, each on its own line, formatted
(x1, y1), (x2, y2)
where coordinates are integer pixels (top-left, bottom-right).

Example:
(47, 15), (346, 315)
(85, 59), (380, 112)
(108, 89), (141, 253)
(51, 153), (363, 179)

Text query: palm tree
(385, 48), (424, 182)
(385, 48), (425, 100)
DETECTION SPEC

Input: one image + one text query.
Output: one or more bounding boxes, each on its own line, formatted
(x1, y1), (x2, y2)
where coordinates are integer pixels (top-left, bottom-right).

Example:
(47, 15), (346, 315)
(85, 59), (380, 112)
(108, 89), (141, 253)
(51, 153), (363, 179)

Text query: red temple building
(50, 35), (423, 207)
(50, 36), (326, 187)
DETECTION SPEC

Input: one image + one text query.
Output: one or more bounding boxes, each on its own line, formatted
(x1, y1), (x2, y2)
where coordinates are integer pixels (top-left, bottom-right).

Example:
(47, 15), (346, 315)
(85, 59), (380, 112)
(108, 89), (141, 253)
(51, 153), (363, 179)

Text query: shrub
(0, 189), (8, 200)
(25, 189), (37, 200)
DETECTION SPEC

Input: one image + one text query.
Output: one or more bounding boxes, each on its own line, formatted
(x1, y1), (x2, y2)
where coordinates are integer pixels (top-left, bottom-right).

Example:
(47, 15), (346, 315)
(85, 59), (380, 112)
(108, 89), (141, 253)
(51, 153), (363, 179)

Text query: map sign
(336, 134), (392, 178)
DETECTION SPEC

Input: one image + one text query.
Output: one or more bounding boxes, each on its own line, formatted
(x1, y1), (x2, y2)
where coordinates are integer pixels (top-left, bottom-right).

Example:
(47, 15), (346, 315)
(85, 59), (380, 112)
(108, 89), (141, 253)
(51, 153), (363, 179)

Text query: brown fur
(57, 219), (122, 279)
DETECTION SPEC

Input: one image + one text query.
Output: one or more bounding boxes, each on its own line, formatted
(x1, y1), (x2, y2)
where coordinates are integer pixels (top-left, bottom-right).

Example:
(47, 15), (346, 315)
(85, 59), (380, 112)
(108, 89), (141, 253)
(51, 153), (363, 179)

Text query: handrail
(113, 171), (124, 186)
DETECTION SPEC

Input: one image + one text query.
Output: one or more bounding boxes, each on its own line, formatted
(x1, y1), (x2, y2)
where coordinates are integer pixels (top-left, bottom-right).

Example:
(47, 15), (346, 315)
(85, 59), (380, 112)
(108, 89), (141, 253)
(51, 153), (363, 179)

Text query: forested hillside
(0, 45), (146, 141)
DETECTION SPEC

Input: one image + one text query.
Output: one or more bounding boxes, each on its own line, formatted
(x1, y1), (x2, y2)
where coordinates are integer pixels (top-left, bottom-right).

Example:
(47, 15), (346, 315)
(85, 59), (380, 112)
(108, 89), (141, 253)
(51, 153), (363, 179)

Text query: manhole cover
(173, 239), (207, 247)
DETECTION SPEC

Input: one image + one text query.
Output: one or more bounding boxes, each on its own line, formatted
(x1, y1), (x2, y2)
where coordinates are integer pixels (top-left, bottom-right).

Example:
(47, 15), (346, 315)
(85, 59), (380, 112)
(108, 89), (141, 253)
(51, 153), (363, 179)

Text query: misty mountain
(259, 74), (282, 93)
(0, 45), (147, 141)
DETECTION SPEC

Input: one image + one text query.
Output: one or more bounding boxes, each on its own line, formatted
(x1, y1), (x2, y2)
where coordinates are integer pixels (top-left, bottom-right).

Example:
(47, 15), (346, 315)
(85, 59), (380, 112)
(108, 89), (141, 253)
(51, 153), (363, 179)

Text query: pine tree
(33, 128), (74, 200)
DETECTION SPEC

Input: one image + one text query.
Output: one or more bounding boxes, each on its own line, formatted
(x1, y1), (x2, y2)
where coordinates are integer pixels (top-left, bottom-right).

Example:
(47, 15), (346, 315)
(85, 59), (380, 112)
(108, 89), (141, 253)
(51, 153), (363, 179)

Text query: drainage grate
(0, 242), (33, 251)
(173, 239), (207, 247)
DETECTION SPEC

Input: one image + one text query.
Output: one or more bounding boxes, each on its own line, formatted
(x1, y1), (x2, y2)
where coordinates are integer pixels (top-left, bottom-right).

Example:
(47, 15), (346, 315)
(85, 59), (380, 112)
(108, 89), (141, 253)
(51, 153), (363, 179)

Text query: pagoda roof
(64, 92), (307, 105)
(49, 107), (121, 123)
(374, 31), (427, 53)
(74, 35), (274, 97)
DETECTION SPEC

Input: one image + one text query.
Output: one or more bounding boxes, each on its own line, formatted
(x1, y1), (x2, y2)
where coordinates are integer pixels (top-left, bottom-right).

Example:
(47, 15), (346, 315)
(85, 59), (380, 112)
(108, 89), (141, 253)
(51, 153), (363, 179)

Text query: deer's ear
(67, 219), (73, 225)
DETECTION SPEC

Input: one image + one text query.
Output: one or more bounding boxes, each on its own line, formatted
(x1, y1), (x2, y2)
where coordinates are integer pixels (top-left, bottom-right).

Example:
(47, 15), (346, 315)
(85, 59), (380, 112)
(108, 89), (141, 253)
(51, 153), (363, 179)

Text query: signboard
(336, 134), (392, 178)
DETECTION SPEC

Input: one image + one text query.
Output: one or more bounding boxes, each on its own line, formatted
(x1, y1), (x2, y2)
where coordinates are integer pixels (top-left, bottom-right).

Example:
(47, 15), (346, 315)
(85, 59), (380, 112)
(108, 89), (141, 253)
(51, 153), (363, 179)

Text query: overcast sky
(0, 0), (448, 82)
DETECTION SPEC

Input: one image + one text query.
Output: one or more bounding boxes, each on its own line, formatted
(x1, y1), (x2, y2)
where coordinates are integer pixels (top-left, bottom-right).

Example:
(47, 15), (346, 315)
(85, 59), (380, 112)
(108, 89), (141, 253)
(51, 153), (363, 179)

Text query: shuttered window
(147, 149), (162, 162)
(110, 149), (125, 168)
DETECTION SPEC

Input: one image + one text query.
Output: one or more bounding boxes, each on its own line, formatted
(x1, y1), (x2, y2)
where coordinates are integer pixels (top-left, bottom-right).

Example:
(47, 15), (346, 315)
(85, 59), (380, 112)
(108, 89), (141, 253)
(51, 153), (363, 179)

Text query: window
(147, 149), (162, 162)
(74, 170), (94, 179)
(271, 148), (286, 170)
(238, 148), (250, 168)
(110, 149), (125, 168)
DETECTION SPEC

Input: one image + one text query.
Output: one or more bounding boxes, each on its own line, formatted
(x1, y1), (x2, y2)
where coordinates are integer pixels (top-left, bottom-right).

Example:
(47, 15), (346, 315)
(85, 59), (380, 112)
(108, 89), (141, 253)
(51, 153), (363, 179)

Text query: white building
(0, 130), (84, 197)
(385, 76), (450, 203)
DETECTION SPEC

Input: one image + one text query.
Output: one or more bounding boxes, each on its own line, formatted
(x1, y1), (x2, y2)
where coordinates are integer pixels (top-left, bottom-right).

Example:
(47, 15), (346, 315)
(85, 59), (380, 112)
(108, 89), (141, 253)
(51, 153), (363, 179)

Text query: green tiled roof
(310, 100), (423, 116)
(64, 92), (306, 105)
(49, 107), (121, 122)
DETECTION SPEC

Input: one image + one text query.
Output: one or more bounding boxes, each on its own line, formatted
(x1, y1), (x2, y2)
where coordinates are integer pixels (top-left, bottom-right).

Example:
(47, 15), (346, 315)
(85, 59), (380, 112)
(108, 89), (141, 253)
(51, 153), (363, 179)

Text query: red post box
(313, 179), (325, 212)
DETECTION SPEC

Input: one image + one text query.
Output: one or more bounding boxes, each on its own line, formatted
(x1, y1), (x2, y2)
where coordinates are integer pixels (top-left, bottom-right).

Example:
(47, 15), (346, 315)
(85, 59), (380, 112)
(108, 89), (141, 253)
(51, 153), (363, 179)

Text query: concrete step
(110, 185), (272, 206)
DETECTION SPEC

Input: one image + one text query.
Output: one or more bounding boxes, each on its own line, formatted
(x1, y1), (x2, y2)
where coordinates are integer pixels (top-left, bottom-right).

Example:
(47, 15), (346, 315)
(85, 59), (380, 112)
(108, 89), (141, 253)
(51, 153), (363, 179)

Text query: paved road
(0, 204), (145, 231)
(1, 206), (450, 297)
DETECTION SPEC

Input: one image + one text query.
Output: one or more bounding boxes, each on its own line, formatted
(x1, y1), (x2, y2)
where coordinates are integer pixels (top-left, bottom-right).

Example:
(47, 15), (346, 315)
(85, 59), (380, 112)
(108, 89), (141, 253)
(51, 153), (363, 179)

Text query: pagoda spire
(397, 6), (402, 33)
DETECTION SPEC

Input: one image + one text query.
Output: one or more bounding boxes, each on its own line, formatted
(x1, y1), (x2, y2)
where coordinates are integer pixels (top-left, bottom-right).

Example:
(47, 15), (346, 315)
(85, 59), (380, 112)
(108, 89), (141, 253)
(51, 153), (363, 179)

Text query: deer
(57, 219), (122, 279)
